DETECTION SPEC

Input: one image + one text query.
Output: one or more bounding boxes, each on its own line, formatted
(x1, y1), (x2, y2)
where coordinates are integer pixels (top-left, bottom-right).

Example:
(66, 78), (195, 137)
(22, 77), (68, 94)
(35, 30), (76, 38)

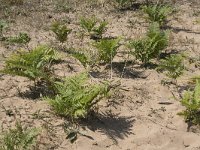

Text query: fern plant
(0, 45), (60, 82)
(71, 51), (90, 68)
(157, 54), (184, 81)
(129, 23), (169, 65)
(142, 4), (172, 25)
(0, 120), (39, 150)
(51, 21), (71, 43)
(93, 38), (120, 63)
(178, 80), (200, 125)
(46, 73), (109, 119)
(6, 32), (31, 44)
(80, 17), (107, 39)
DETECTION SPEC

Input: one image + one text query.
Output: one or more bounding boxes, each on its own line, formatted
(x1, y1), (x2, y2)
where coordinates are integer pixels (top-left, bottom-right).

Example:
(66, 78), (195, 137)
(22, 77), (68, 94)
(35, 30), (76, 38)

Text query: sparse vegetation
(6, 32), (31, 44)
(0, 0), (200, 149)
(129, 23), (169, 65)
(157, 54), (184, 81)
(0, 120), (39, 150)
(142, 4), (172, 25)
(93, 38), (120, 63)
(80, 17), (107, 39)
(51, 21), (71, 43)
(178, 80), (200, 125)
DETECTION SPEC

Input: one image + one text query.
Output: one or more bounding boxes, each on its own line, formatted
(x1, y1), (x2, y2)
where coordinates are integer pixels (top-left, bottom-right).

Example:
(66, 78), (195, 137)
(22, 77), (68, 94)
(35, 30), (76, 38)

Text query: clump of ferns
(178, 80), (200, 130)
(80, 16), (108, 40)
(157, 54), (185, 84)
(0, 45), (61, 89)
(142, 4), (173, 26)
(45, 73), (110, 121)
(6, 32), (31, 45)
(0, 120), (39, 150)
(128, 22), (169, 66)
(51, 21), (72, 43)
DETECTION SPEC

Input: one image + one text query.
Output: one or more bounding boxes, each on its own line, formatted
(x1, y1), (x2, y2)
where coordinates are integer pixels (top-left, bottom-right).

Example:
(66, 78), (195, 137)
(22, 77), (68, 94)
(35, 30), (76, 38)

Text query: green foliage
(178, 80), (200, 125)
(80, 17), (96, 33)
(71, 51), (90, 68)
(129, 23), (169, 64)
(93, 38), (120, 63)
(80, 17), (107, 39)
(0, 45), (60, 82)
(0, 121), (39, 150)
(6, 32), (31, 44)
(157, 54), (184, 80)
(46, 73), (109, 119)
(51, 21), (71, 43)
(142, 4), (172, 25)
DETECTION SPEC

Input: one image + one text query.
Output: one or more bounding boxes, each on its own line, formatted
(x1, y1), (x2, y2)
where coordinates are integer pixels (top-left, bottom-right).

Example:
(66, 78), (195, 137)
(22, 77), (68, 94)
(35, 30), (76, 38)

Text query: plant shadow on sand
(90, 61), (147, 79)
(18, 82), (55, 100)
(80, 111), (135, 144)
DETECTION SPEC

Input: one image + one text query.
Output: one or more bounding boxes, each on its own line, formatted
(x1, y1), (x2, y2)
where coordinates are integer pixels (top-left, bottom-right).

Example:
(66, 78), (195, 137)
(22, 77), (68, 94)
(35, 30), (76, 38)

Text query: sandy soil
(1, 0), (200, 149)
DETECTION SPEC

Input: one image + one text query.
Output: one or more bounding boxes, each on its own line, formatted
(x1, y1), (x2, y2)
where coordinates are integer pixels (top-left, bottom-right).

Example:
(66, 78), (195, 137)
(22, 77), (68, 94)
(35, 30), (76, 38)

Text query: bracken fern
(0, 121), (39, 150)
(178, 80), (200, 125)
(129, 23), (169, 65)
(142, 4), (172, 25)
(51, 21), (71, 43)
(93, 38), (120, 63)
(157, 54), (184, 80)
(46, 73), (109, 119)
(0, 45), (60, 82)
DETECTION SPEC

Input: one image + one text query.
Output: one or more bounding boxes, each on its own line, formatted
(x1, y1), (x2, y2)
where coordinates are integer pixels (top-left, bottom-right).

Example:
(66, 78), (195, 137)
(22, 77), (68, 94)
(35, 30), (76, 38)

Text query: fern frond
(93, 38), (120, 63)
(0, 121), (39, 150)
(0, 45), (60, 81)
(46, 73), (109, 119)
(51, 21), (71, 43)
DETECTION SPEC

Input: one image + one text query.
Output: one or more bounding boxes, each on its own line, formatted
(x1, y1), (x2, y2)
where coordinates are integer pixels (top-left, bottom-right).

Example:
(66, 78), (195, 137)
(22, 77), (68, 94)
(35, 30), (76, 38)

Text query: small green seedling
(178, 80), (200, 126)
(80, 17), (107, 39)
(157, 54), (184, 81)
(93, 38), (120, 63)
(51, 21), (71, 43)
(6, 32), (31, 44)
(0, 120), (39, 150)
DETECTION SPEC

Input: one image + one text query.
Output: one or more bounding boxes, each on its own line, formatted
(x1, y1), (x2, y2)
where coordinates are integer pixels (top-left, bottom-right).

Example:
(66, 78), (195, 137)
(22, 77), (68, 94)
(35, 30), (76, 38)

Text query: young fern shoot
(178, 80), (200, 127)
(157, 54), (184, 82)
(51, 21), (71, 43)
(6, 32), (31, 44)
(128, 23), (169, 65)
(0, 120), (39, 150)
(80, 17), (108, 39)
(142, 4), (173, 26)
